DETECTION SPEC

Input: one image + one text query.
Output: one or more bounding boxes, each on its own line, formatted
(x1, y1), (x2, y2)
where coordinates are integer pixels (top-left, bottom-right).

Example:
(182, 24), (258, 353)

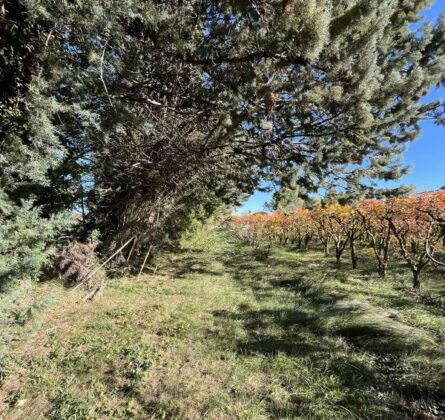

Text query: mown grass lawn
(1, 228), (444, 419)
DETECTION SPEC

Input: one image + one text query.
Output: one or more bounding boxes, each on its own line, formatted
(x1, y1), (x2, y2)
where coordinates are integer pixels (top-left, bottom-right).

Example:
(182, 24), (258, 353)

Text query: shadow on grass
(210, 246), (445, 417)
(165, 255), (223, 278)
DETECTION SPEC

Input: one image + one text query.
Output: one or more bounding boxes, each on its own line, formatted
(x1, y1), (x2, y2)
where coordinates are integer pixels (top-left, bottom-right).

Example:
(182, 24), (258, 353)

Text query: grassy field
(1, 227), (445, 419)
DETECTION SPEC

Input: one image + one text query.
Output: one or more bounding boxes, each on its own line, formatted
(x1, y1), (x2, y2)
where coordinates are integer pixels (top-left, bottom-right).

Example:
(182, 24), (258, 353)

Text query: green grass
(1, 227), (444, 419)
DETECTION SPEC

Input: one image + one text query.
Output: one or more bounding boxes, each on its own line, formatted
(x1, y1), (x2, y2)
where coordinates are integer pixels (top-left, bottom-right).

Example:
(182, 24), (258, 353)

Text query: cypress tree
(0, 1), (70, 287)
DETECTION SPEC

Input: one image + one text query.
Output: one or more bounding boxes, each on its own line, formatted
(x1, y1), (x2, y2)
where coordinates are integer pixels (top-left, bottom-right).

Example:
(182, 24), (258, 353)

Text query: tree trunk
(350, 236), (358, 269)
(323, 242), (329, 257)
(297, 237), (302, 249)
(378, 261), (387, 278)
(412, 270), (421, 290)
(335, 248), (342, 266)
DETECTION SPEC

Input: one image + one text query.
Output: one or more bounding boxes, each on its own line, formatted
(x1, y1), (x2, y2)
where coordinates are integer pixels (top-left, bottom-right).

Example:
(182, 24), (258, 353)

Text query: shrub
(0, 192), (68, 290)
(53, 240), (98, 287)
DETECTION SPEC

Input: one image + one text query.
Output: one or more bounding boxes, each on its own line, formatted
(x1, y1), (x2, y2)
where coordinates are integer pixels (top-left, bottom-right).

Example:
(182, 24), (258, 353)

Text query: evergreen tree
(77, 0), (444, 253)
(0, 1), (70, 286)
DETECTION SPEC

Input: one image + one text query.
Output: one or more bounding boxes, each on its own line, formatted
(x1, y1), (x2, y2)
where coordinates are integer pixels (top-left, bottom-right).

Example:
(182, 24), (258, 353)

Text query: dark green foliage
(0, 191), (68, 289)
(0, 1), (70, 285)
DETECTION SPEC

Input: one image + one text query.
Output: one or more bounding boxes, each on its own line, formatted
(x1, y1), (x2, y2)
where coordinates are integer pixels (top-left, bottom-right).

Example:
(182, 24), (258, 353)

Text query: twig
(126, 236), (137, 263)
(73, 235), (136, 290)
(137, 244), (153, 280)
(100, 39), (114, 108)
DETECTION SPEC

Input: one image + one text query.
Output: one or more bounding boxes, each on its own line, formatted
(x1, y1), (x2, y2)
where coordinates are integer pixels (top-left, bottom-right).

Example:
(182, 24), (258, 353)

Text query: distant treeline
(231, 191), (445, 289)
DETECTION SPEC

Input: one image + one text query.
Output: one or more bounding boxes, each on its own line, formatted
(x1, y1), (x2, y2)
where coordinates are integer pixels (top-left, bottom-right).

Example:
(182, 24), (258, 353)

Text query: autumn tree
(313, 206), (333, 258)
(385, 196), (443, 289)
(346, 208), (362, 269)
(233, 191), (445, 285)
(358, 200), (392, 277)
(324, 204), (354, 266)
(416, 191), (445, 266)
(231, 213), (274, 259)
(288, 208), (315, 251)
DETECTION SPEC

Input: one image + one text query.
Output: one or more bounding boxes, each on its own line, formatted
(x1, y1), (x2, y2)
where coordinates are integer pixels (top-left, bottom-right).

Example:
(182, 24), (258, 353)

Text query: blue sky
(237, 1), (445, 214)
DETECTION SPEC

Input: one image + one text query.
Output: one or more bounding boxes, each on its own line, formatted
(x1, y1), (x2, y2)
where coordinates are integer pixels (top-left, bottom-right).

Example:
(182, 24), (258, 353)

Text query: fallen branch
(126, 236), (137, 263)
(73, 235), (136, 290)
(137, 244), (153, 280)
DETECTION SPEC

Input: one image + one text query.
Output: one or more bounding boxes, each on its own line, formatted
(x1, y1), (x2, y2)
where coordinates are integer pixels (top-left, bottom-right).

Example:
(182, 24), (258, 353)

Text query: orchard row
(231, 191), (445, 289)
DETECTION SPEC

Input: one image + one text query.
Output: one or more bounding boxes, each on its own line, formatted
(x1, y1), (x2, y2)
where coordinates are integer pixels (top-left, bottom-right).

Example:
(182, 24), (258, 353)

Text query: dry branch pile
(54, 241), (99, 287)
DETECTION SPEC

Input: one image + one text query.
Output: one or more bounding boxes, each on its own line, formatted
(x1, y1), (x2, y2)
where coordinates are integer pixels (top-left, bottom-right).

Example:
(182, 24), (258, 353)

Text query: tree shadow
(164, 255), (222, 278)
(210, 247), (445, 417)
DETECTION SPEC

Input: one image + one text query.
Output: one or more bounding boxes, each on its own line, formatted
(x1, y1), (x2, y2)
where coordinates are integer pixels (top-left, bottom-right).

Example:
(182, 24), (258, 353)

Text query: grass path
(1, 230), (444, 419)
